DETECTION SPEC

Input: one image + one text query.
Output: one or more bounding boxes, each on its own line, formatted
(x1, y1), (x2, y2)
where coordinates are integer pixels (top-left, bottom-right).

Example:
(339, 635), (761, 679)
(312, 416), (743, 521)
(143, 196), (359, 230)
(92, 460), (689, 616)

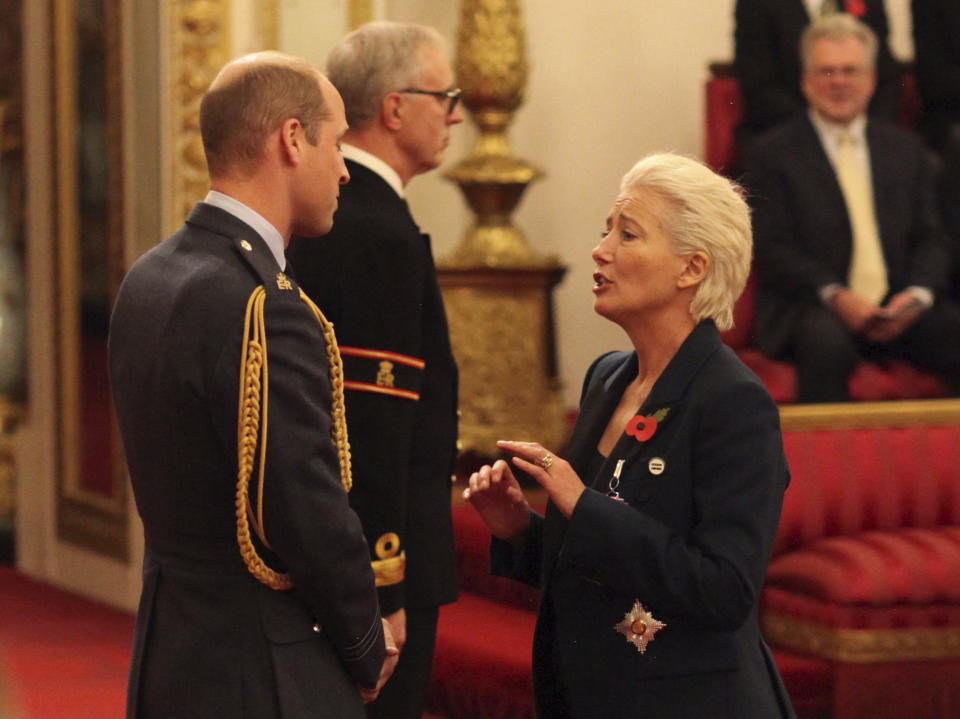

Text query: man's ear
(278, 118), (303, 165)
(678, 250), (709, 289)
(382, 93), (404, 131)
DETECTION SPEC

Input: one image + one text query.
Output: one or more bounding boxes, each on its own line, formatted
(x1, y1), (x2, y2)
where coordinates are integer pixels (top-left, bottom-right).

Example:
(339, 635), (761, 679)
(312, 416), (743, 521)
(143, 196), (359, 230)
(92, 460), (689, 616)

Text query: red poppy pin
(844, 0), (866, 17)
(625, 408), (669, 443)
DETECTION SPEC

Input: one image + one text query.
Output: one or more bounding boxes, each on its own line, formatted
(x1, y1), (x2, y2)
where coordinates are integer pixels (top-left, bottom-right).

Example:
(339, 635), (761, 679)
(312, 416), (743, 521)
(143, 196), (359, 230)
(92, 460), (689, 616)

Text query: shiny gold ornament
(444, 0), (549, 268)
(615, 600), (665, 654)
(439, 1), (568, 457)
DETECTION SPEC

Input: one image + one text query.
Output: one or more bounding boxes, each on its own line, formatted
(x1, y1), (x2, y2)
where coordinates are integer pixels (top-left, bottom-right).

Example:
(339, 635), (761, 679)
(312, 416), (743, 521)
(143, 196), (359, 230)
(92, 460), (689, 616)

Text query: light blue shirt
(203, 190), (287, 271)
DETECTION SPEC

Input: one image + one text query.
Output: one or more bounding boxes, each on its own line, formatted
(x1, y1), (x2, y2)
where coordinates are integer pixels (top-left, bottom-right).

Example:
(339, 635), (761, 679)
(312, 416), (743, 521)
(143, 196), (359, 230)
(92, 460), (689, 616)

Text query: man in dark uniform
(109, 51), (397, 718)
(286, 21), (462, 719)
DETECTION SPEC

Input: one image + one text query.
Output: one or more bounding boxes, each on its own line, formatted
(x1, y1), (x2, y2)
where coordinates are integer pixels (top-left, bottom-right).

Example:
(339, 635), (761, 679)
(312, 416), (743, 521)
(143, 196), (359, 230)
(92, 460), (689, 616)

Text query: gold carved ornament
(235, 285), (352, 590)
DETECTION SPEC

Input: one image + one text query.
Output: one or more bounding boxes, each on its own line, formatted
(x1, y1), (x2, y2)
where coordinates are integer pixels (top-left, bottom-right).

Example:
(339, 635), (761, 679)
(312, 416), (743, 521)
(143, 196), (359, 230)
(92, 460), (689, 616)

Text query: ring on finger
(540, 453), (554, 470)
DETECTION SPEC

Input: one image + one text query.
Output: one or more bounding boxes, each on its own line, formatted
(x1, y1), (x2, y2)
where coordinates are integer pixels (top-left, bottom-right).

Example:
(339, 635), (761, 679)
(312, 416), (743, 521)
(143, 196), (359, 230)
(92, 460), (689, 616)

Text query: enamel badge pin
(614, 600), (665, 654)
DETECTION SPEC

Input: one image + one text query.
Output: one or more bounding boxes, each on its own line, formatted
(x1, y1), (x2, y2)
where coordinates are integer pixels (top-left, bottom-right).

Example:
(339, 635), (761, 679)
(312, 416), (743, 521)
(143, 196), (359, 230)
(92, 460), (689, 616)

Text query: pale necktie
(834, 131), (888, 304)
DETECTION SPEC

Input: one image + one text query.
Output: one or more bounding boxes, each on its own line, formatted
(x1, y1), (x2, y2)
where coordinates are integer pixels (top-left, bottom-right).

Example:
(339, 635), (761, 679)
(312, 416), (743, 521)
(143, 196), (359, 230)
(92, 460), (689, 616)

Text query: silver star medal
(614, 600), (665, 654)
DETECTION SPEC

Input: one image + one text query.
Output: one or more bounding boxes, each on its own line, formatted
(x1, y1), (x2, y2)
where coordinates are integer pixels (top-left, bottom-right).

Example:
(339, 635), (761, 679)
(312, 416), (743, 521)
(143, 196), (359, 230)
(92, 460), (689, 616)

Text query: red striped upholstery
(775, 427), (960, 558)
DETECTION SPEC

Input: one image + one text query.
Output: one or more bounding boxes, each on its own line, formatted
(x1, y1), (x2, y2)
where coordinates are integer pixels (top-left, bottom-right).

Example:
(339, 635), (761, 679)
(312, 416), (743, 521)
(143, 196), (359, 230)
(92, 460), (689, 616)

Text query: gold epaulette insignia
(376, 361), (395, 388)
(372, 532), (406, 587)
(276, 272), (293, 291)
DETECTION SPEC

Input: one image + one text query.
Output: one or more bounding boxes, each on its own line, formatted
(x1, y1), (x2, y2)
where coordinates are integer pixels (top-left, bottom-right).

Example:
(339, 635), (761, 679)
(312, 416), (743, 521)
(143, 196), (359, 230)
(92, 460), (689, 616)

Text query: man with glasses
(746, 14), (960, 402)
(286, 21), (462, 719)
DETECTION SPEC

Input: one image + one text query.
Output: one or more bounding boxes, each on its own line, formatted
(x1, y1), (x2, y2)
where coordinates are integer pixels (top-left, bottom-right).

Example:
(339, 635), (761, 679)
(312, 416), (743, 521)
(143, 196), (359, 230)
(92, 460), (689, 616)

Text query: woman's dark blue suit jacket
(492, 320), (797, 718)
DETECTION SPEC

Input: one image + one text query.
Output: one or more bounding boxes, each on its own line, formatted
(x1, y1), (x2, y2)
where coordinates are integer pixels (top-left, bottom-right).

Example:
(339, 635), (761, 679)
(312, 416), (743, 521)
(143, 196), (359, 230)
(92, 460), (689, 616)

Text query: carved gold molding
(763, 612), (960, 663)
(443, 0), (545, 268)
(779, 398), (960, 432)
(53, 0), (128, 559)
(165, 0), (230, 234)
(439, 267), (568, 455)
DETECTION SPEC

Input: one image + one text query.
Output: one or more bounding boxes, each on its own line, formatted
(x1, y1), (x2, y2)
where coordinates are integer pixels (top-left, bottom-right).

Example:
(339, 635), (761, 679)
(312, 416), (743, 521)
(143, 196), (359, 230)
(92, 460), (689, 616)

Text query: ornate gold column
(440, 0), (568, 456)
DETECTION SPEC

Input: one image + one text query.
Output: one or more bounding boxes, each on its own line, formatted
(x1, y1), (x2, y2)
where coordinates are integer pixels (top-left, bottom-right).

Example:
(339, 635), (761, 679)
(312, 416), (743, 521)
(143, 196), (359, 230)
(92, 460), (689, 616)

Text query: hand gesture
(496, 441), (585, 519)
(464, 459), (531, 541)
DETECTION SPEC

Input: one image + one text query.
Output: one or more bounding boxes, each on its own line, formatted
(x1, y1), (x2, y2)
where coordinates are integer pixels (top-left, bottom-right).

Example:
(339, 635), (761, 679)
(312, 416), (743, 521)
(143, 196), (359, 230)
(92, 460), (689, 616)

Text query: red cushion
(766, 527), (960, 607)
(775, 427), (960, 557)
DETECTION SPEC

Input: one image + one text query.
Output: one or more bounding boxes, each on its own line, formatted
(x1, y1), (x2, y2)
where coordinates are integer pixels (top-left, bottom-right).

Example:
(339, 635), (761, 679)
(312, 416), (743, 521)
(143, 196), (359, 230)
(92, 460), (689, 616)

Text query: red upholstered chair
(761, 425), (960, 719)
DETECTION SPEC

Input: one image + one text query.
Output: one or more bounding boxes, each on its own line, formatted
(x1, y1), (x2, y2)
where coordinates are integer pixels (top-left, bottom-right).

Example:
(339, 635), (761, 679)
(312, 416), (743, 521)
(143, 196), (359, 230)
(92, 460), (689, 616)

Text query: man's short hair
(327, 21), (447, 128)
(801, 13), (878, 71)
(619, 153), (752, 332)
(200, 51), (329, 178)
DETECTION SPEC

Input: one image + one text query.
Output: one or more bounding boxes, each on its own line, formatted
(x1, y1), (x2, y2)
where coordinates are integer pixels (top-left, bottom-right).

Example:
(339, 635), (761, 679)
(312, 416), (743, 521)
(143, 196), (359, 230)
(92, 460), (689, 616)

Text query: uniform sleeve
(331, 236), (429, 614)
(256, 292), (386, 688)
(561, 379), (788, 631)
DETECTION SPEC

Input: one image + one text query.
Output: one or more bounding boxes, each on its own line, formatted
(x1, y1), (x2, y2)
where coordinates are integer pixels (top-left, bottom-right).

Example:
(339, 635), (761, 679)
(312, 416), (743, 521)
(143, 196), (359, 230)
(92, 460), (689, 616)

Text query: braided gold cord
(300, 288), (352, 493)
(235, 286), (353, 590)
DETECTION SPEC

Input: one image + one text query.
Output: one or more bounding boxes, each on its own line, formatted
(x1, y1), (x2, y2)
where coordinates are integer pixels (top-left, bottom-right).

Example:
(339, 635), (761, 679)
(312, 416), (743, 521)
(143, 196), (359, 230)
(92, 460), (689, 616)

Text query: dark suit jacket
(286, 159), (459, 614)
(746, 114), (950, 354)
(492, 322), (795, 718)
(734, 0), (898, 145)
(912, 0), (960, 153)
(109, 202), (385, 718)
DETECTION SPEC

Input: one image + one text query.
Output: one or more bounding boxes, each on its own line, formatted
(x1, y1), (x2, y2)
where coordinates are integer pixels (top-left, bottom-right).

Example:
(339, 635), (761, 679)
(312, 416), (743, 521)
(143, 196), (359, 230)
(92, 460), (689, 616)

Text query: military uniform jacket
(109, 202), (385, 718)
(492, 322), (796, 718)
(287, 160), (459, 614)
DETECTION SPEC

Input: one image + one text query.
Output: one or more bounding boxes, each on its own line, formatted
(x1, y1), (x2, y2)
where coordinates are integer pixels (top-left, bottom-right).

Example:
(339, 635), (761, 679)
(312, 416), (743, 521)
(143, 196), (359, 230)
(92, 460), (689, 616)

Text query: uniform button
(451, 474), (457, 484)
(456, 440), (463, 451)
(312, 623), (321, 634)
(456, 409), (462, 418)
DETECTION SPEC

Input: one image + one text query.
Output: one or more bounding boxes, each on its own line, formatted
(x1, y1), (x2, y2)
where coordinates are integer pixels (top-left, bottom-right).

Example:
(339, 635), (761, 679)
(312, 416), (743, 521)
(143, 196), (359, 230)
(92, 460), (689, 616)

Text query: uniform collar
(203, 190), (287, 271)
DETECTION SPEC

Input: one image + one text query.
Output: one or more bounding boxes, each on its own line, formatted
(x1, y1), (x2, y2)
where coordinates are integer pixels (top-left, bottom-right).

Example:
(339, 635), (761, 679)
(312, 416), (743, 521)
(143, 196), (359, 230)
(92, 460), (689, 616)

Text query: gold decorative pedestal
(442, 0), (568, 458)
(440, 266), (568, 456)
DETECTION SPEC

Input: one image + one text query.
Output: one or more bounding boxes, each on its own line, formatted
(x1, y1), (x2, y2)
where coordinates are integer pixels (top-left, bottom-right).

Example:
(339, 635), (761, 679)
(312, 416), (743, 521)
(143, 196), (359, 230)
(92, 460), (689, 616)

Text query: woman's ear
(678, 251), (709, 289)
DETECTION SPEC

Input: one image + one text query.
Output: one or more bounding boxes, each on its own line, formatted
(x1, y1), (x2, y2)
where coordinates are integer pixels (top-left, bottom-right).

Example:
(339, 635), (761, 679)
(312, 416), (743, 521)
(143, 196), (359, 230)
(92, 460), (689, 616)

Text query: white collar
(203, 190), (287, 270)
(341, 144), (405, 198)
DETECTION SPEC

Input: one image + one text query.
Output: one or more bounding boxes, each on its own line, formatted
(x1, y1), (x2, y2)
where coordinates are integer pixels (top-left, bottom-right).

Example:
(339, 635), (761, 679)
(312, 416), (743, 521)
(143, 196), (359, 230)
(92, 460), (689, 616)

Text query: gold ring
(540, 453), (554, 470)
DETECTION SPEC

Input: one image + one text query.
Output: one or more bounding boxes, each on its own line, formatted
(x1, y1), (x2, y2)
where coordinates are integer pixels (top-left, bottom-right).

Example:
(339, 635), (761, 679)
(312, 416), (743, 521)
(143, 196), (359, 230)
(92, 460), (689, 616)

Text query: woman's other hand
(496, 441), (585, 519)
(464, 459), (532, 541)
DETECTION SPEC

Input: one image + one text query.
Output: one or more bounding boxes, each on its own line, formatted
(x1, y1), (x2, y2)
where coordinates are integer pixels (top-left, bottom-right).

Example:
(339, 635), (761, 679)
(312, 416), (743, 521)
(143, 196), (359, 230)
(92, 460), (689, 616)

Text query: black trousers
(366, 606), (440, 719)
(790, 300), (960, 402)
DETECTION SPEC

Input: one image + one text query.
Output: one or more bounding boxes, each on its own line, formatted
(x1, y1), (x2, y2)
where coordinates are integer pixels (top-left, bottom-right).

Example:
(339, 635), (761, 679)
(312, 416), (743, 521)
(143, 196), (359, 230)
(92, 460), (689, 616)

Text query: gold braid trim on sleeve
(236, 286), (353, 591)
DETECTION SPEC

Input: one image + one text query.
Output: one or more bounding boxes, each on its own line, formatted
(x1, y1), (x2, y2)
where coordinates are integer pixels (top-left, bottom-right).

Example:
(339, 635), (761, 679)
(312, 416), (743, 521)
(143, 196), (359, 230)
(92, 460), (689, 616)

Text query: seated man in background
(746, 14), (960, 403)
(734, 0), (899, 156)
(912, 0), (960, 156)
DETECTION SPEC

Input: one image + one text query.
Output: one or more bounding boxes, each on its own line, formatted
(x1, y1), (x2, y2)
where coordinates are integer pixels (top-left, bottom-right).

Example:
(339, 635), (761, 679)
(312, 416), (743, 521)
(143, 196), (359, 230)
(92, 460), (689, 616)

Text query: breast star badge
(614, 600), (665, 654)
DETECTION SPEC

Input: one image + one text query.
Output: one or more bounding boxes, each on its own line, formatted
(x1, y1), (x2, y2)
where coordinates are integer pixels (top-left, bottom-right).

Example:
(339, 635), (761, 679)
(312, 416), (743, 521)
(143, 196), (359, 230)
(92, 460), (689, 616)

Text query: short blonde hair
(620, 153), (752, 331)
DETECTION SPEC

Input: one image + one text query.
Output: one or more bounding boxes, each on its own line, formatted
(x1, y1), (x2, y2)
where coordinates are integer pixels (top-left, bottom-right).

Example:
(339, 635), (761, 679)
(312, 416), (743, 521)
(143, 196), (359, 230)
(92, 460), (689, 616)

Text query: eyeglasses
(398, 87), (462, 115)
